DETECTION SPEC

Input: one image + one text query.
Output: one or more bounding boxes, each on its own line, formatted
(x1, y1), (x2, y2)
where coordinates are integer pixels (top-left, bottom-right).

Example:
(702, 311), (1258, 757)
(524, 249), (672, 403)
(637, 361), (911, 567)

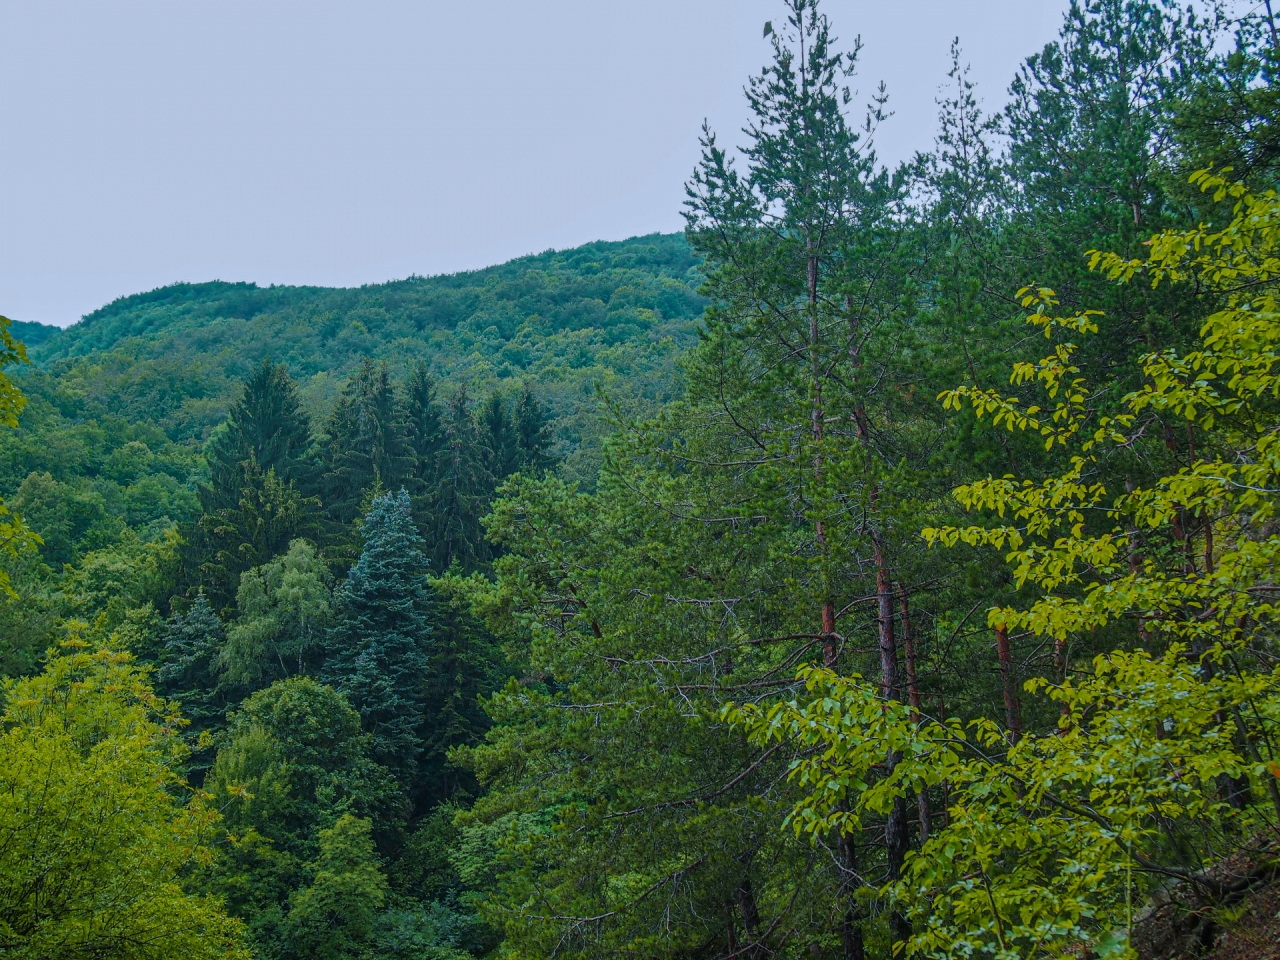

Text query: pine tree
(323, 490), (432, 778)
(419, 587), (506, 805)
(322, 361), (411, 525)
(195, 458), (324, 613)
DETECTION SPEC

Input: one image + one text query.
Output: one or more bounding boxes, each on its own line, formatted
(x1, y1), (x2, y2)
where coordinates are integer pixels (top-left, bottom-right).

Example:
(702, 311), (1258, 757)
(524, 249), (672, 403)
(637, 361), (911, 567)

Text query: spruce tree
(513, 383), (556, 476)
(480, 393), (519, 481)
(323, 489), (432, 778)
(204, 360), (317, 513)
(185, 361), (320, 604)
(322, 361), (411, 524)
(195, 458), (323, 613)
(419, 588), (506, 805)
(155, 593), (228, 780)
(404, 361), (445, 497)
(424, 385), (492, 572)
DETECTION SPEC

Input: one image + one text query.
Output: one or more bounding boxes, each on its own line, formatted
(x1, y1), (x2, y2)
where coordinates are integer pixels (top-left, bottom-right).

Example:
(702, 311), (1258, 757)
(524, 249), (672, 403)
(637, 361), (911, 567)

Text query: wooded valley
(3, 2), (1280, 958)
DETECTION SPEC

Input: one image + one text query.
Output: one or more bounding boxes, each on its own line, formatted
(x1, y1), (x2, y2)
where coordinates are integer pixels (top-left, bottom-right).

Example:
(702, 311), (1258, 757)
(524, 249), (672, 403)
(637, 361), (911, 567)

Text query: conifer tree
(404, 360), (445, 497)
(156, 593), (229, 779)
(425, 385), (492, 572)
(322, 361), (411, 524)
(195, 458), (323, 613)
(480, 393), (519, 481)
(997, 0), (1218, 385)
(323, 490), (433, 778)
(204, 360), (317, 513)
(419, 587), (506, 805)
(513, 382), (556, 476)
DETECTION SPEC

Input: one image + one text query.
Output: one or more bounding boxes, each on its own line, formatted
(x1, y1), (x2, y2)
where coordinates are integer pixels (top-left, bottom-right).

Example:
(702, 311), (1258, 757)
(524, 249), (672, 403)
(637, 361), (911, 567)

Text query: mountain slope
(18, 233), (705, 482)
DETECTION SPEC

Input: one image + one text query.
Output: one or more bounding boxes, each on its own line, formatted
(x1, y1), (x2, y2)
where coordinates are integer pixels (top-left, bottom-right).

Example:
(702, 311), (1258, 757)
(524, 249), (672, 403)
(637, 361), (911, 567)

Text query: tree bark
(995, 622), (1022, 742)
(899, 587), (930, 842)
(838, 832), (865, 960)
(873, 536), (910, 945)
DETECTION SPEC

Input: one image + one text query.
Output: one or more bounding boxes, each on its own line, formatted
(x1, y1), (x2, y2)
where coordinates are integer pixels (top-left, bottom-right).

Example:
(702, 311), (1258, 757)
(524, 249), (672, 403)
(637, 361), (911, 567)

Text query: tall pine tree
(480, 393), (519, 482)
(404, 361), (445, 498)
(155, 593), (228, 782)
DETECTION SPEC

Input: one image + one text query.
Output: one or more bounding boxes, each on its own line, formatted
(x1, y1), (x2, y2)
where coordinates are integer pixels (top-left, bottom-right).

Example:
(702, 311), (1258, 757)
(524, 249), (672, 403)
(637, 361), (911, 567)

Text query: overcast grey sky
(0, 1), (1066, 327)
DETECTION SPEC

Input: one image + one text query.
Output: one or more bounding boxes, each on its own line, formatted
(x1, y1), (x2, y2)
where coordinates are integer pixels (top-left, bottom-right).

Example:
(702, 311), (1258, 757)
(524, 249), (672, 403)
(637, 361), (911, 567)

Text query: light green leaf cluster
(0, 641), (250, 959)
(730, 647), (1280, 959)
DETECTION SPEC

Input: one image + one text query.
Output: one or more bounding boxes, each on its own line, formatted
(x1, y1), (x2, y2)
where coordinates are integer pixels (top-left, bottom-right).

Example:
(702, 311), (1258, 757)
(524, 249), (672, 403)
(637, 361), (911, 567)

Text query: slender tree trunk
(808, 249), (839, 669)
(873, 535), (899, 701)
(838, 832), (865, 960)
(872, 535), (910, 945)
(995, 622), (1022, 742)
(899, 587), (930, 842)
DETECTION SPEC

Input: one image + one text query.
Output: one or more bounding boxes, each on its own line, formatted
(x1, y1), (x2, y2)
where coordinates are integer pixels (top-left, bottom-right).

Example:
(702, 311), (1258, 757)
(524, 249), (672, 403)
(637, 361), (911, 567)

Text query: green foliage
(0, 316), (42, 598)
(27, 236), (704, 484)
(204, 358), (318, 510)
(324, 490), (433, 775)
(281, 815), (388, 960)
(194, 458), (324, 612)
(736, 172), (1280, 959)
(4, 3), (1279, 959)
(207, 676), (401, 850)
(0, 643), (250, 959)
(322, 361), (412, 525)
(425, 386), (493, 572)
(156, 593), (229, 755)
(221, 538), (334, 692)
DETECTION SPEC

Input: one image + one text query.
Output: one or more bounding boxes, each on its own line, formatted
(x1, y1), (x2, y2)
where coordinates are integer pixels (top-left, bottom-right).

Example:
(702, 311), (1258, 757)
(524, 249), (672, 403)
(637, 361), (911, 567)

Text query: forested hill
(18, 232), (704, 475)
(9, 2), (1280, 960)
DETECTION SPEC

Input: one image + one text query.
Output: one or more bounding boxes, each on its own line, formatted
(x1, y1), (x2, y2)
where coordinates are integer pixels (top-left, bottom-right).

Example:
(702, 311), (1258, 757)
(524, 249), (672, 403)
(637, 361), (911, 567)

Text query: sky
(0, 1), (1067, 328)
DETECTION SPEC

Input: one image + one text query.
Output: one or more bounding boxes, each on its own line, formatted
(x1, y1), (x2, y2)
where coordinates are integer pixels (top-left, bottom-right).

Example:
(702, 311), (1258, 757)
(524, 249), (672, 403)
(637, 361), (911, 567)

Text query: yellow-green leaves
(724, 667), (965, 838)
(0, 644), (251, 959)
(939, 292), (1101, 451)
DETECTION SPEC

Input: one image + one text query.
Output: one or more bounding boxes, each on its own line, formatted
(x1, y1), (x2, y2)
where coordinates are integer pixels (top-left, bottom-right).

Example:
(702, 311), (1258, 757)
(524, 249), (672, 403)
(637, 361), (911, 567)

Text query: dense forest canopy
(4, 1), (1280, 959)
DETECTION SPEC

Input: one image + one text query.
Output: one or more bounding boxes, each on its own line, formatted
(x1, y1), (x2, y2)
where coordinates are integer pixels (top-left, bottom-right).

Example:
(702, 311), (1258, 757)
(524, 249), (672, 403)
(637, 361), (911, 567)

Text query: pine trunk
(899, 587), (930, 842)
(873, 536), (910, 945)
(995, 622), (1022, 741)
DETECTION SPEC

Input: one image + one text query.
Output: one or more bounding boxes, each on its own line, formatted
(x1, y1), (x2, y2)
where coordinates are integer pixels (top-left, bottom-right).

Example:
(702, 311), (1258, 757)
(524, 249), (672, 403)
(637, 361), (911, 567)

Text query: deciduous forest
(4, 1), (1280, 958)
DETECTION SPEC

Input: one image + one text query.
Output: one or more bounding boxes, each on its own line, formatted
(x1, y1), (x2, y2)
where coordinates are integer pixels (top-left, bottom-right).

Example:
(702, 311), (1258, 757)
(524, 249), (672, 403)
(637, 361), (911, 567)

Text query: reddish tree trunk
(873, 536), (899, 700)
(995, 622), (1022, 741)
